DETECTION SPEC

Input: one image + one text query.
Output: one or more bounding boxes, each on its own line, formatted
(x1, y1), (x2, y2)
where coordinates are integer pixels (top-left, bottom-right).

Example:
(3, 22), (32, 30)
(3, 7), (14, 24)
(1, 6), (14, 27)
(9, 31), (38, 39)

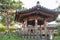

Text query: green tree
(56, 18), (60, 35)
(0, 0), (23, 25)
(56, 25), (60, 36)
(56, 6), (60, 11)
(0, 0), (23, 35)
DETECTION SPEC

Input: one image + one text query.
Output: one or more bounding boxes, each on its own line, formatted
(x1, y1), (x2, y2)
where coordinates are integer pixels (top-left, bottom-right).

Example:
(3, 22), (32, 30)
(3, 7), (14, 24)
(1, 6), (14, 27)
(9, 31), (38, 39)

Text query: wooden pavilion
(15, 1), (59, 40)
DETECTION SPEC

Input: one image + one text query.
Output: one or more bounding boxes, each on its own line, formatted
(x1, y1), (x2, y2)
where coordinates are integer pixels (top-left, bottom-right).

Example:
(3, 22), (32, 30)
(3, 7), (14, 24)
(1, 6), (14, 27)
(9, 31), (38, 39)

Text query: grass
(0, 33), (34, 40)
(54, 36), (60, 40)
(0, 34), (23, 40)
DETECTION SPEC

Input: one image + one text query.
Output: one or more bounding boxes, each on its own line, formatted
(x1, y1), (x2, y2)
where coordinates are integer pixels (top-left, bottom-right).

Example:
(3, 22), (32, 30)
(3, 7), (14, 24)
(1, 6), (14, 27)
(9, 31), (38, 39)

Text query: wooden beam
(44, 18), (48, 40)
(19, 10), (53, 17)
(21, 16), (41, 21)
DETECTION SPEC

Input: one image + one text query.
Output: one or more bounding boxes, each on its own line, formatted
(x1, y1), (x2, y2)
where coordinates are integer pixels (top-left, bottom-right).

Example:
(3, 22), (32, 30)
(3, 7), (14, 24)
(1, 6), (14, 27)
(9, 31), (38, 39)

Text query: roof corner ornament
(37, 1), (40, 5)
(36, 1), (40, 10)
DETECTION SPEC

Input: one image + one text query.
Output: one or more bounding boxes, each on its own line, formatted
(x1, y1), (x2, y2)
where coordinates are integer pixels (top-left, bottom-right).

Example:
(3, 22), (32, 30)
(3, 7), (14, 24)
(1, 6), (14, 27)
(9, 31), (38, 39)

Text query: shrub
(10, 28), (16, 32)
(54, 32), (59, 36)
(0, 27), (6, 32)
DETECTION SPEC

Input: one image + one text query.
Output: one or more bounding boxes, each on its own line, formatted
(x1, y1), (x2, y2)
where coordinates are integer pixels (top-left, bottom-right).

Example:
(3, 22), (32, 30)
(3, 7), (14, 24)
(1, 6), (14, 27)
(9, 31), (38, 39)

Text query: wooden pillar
(49, 30), (53, 40)
(40, 25), (42, 40)
(24, 20), (28, 33)
(24, 20), (27, 28)
(22, 19), (27, 34)
(35, 19), (38, 34)
(35, 19), (38, 27)
(44, 19), (48, 40)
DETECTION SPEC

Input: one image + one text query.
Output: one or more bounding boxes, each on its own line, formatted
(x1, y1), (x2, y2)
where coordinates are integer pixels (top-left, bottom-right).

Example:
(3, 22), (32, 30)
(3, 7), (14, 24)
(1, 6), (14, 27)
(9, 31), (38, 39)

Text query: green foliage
(0, 16), (5, 25)
(56, 25), (60, 31)
(0, 24), (6, 32)
(56, 19), (60, 22)
(0, 27), (6, 32)
(38, 18), (44, 21)
(11, 0), (23, 9)
(56, 25), (60, 36)
(0, 0), (23, 10)
(10, 28), (16, 32)
(0, 0), (26, 36)
(0, 0), (23, 26)
(56, 6), (60, 11)
(54, 36), (60, 40)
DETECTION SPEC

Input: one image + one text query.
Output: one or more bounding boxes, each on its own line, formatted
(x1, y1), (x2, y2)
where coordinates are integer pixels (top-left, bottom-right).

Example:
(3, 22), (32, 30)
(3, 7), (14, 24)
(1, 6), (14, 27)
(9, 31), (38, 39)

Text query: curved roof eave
(17, 4), (60, 14)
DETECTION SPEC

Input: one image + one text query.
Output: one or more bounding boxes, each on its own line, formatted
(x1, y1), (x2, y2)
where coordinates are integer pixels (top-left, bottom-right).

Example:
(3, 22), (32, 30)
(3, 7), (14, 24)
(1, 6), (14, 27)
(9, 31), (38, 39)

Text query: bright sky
(20, 0), (60, 9)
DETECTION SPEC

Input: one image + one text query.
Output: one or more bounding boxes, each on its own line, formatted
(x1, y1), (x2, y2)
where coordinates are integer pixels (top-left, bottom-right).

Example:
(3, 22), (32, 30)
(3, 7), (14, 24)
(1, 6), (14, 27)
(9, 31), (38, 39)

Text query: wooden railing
(16, 28), (50, 40)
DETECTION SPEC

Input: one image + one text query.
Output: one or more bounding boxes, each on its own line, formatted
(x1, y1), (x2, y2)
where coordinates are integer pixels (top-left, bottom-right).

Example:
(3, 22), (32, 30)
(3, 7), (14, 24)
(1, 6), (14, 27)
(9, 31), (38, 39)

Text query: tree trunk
(5, 13), (11, 36)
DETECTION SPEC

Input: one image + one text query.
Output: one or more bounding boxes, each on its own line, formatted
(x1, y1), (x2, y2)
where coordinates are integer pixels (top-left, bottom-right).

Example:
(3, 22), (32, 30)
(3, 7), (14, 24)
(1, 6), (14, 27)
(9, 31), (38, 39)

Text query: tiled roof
(17, 1), (60, 14)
